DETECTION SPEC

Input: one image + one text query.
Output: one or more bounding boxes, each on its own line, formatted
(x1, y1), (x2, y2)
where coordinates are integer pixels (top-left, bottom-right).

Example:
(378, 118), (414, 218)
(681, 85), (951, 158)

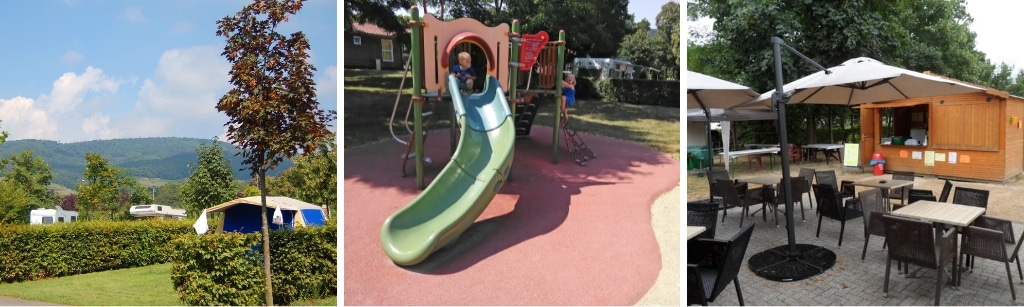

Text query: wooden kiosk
(858, 76), (1024, 182)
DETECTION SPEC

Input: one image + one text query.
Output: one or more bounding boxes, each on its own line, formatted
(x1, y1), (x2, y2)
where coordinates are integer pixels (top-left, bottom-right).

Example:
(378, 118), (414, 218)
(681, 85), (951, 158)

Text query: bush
(596, 79), (680, 107)
(0, 219), (193, 283)
(170, 222), (337, 306)
(574, 76), (601, 100)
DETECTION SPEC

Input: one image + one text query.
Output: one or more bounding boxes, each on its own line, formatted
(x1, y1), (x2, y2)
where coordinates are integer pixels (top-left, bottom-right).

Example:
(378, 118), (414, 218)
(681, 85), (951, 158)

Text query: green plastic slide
(381, 75), (515, 266)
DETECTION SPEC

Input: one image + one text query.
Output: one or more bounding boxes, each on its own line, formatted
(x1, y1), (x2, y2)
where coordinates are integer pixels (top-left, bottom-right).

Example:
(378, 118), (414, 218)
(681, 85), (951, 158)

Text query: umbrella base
(748, 243), (836, 282)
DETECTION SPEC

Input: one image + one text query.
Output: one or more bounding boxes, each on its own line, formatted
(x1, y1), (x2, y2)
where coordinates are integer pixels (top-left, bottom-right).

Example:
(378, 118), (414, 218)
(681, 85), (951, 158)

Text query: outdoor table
(720, 147), (781, 174)
(853, 178), (914, 212)
(737, 175), (783, 224)
(743, 143), (780, 149)
(891, 200), (986, 286)
(687, 226), (707, 240)
(804, 144), (844, 165)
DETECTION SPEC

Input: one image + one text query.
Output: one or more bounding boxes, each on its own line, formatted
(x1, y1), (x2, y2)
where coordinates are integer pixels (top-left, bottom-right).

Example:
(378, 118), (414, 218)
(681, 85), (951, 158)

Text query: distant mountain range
(0, 137), (291, 188)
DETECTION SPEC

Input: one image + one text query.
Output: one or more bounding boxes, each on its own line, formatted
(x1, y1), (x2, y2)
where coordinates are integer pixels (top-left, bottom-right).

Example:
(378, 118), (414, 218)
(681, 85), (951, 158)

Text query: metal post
(411, 7), (425, 189)
(510, 20), (520, 120)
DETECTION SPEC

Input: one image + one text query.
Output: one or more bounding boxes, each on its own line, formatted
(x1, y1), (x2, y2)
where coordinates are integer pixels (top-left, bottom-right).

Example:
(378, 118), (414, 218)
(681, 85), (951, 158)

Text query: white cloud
(133, 45), (232, 139)
(0, 96), (57, 139)
(316, 65), (337, 100)
(61, 51), (84, 64)
(39, 66), (121, 114)
(120, 6), (146, 23)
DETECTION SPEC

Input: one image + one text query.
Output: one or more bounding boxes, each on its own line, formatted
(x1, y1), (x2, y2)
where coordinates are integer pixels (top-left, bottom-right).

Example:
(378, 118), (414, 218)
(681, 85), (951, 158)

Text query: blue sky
(629, 0), (677, 28)
(0, 0), (337, 143)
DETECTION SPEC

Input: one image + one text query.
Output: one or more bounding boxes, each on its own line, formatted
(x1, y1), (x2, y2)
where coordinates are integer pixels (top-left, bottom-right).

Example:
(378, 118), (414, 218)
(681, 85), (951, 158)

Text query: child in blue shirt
(451, 52), (476, 94)
(561, 73), (576, 120)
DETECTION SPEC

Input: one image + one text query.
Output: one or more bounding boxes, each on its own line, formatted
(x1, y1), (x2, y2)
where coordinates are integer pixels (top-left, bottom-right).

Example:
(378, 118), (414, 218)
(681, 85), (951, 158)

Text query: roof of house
(351, 21), (395, 37)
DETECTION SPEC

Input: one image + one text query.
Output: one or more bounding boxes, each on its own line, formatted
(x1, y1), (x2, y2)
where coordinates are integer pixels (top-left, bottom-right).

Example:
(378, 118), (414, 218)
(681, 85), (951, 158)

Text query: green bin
(687, 145), (710, 170)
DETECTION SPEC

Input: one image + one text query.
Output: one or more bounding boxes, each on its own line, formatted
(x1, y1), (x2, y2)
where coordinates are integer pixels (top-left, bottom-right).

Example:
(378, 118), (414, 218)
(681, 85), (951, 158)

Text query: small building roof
(206, 196), (322, 213)
(351, 21), (395, 37)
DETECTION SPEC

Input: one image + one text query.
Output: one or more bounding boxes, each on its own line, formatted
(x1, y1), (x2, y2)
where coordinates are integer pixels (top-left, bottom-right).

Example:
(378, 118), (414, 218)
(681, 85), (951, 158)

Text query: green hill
(0, 137), (291, 188)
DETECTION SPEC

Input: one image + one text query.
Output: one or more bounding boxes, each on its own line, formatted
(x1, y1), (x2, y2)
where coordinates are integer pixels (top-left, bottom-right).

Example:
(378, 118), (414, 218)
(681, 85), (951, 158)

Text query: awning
(206, 196), (322, 213)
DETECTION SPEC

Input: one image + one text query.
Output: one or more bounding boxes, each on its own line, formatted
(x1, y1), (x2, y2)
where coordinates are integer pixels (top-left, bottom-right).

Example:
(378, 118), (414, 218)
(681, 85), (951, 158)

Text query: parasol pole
(771, 36), (830, 257)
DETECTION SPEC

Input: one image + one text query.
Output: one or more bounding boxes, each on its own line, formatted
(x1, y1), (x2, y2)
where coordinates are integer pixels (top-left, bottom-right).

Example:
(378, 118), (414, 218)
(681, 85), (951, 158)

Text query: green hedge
(596, 79), (680, 107)
(169, 223), (337, 306)
(574, 76), (601, 100)
(0, 219), (194, 283)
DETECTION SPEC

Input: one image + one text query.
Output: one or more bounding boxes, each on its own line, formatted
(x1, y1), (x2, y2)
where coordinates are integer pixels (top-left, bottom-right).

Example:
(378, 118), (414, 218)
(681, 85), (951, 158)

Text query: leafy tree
(77, 153), (126, 220)
(284, 134), (336, 215)
(687, 0), (991, 145)
(155, 182), (182, 208)
(58, 193), (77, 211)
(344, 0), (413, 46)
(179, 140), (238, 218)
(0, 180), (33, 224)
(2, 150), (58, 208)
(216, 0), (337, 304)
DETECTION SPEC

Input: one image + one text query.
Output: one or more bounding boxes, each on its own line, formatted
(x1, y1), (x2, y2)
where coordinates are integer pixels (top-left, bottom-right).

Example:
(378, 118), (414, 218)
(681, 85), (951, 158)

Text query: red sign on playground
(519, 31), (549, 71)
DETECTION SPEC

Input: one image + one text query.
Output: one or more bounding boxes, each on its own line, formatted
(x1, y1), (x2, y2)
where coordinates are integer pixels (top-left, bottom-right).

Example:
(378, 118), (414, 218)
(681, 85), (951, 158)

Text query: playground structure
(380, 7), (600, 266)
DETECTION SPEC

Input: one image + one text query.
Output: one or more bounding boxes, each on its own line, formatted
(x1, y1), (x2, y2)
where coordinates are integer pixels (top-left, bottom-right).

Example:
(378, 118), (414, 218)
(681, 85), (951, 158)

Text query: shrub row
(169, 222), (337, 306)
(595, 79), (681, 107)
(0, 219), (194, 283)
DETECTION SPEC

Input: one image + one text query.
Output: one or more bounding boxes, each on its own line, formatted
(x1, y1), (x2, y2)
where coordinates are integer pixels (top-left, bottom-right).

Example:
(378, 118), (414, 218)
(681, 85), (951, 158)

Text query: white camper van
(129, 204), (187, 220)
(30, 206), (79, 225)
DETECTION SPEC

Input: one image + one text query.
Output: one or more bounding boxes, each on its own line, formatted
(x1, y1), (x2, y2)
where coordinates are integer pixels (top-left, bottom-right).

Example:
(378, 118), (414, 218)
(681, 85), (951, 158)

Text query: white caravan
(129, 204), (187, 220)
(30, 206), (79, 225)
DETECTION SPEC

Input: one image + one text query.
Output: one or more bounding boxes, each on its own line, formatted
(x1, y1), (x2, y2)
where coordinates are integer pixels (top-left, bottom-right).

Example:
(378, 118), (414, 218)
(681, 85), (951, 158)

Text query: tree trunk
(258, 166), (274, 306)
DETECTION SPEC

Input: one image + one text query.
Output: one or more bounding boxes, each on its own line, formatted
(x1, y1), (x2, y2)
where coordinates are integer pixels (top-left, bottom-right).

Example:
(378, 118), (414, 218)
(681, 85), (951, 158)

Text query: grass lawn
(343, 69), (680, 160)
(0, 263), (336, 306)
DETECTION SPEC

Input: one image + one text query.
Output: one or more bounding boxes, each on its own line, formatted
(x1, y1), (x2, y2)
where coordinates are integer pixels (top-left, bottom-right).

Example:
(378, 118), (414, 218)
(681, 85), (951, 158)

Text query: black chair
(798, 168), (817, 210)
(951, 186), (990, 210)
(715, 178), (765, 228)
(888, 171), (915, 210)
(882, 214), (958, 306)
(769, 177), (809, 224)
(813, 184), (863, 246)
(687, 202), (720, 240)
(908, 188), (936, 204)
(938, 180), (954, 202)
(859, 188), (887, 260)
(708, 170), (748, 223)
(815, 170), (855, 200)
(959, 215), (1024, 301)
(687, 223), (756, 306)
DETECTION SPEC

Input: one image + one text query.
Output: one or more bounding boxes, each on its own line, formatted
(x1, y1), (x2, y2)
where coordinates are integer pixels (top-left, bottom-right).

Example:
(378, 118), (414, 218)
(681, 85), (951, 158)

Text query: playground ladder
(560, 110), (597, 166)
(401, 96), (440, 177)
(514, 92), (541, 137)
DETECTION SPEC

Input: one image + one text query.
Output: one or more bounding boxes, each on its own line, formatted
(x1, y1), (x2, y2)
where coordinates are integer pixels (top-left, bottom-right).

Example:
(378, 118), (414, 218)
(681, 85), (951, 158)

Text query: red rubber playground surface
(343, 125), (679, 305)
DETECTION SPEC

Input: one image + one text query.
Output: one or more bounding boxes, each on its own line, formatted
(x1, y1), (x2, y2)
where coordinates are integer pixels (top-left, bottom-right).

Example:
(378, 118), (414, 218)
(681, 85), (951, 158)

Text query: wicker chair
(813, 184), (863, 247)
(815, 170), (855, 200)
(798, 168), (817, 210)
(859, 188), (888, 260)
(769, 177), (809, 224)
(687, 202), (719, 240)
(707, 169), (748, 223)
(959, 215), (1024, 301)
(952, 186), (990, 210)
(887, 171), (915, 210)
(687, 223), (756, 306)
(716, 178), (765, 228)
(882, 214), (958, 306)
(938, 180), (954, 202)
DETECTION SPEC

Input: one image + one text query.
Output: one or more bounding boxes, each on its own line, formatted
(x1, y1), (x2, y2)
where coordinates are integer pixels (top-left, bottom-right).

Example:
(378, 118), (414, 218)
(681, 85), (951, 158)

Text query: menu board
(843, 143), (860, 167)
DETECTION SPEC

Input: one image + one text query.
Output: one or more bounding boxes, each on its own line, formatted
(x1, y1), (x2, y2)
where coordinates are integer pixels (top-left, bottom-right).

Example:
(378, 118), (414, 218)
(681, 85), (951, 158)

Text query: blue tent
(205, 196), (328, 233)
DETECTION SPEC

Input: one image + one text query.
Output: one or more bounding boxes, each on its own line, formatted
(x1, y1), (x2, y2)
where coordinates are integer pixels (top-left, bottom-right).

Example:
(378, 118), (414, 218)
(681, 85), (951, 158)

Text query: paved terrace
(696, 182), (1024, 306)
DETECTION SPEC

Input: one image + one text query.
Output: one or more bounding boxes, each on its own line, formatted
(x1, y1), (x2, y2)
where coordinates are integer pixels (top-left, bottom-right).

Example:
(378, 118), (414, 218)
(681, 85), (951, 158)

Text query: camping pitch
(204, 196), (328, 233)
